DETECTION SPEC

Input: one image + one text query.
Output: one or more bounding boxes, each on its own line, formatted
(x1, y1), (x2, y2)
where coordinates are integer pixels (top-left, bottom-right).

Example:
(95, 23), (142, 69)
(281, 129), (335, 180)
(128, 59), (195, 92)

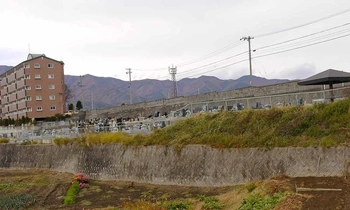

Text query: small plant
(202, 196), (224, 210)
(63, 181), (80, 205)
(238, 193), (285, 210)
(0, 138), (9, 143)
(246, 183), (257, 192)
(53, 137), (73, 146)
(165, 200), (192, 210)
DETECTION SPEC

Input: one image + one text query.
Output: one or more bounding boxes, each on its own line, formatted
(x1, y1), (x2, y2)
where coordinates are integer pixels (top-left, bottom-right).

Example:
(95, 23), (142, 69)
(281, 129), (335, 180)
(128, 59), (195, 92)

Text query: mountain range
(0, 65), (289, 109)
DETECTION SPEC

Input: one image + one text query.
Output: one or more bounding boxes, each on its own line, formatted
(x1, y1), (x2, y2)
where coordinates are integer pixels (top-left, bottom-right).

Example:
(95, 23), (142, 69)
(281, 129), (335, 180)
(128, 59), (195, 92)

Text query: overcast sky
(1, 0), (350, 81)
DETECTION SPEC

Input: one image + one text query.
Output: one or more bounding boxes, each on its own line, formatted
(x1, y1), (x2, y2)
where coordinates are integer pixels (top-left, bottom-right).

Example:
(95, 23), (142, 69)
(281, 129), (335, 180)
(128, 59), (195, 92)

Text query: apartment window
(35, 74), (41, 79)
(36, 106), (43, 111)
(49, 85), (55, 89)
(25, 75), (30, 79)
(24, 64), (30, 68)
(49, 95), (55, 100)
(50, 106), (56, 110)
(48, 64), (54, 68)
(35, 85), (42, 89)
(26, 96), (32, 101)
(25, 85), (31, 90)
(34, 63), (40, 69)
(36, 95), (42, 101)
(48, 74), (54, 79)
(27, 107), (32, 112)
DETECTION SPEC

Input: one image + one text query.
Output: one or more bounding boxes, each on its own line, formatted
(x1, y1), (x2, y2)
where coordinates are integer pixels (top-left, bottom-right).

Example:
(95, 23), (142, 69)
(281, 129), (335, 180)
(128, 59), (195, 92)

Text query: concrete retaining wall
(0, 144), (348, 186)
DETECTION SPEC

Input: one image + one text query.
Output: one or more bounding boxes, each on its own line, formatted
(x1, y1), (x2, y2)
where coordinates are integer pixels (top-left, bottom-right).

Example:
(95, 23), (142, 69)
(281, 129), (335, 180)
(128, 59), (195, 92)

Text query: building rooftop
(27, 53), (46, 60)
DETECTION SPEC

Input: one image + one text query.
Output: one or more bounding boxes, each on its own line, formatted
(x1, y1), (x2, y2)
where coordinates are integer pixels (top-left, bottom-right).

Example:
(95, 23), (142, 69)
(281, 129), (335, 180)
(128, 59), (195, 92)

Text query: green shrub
(165, 200), (192, 210)
(202, 196), (224, 210)
(238, 193), (285, 210)
(246, 183), (257, 193)
(63, 181), (80, 205)
(0, 138), (9, 143)
(53, 137), (73, 146)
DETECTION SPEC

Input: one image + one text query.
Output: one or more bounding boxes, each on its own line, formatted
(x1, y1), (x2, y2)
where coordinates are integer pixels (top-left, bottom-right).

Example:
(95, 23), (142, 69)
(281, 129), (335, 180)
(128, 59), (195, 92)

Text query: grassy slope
(55, 98), (350, 148)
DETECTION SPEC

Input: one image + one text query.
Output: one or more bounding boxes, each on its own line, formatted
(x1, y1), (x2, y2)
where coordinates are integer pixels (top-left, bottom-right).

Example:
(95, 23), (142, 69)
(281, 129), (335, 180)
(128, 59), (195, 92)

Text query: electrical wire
(180, 33), (350, 79)
(131, 8), (350, 72)
(177, 51), (248, 75)
(255, 22), (350, 51)
(255, 27), (350, 54)
(254, 7), (350, 38)
(132, 41), (244, 71)
(253, 33), (350, 59)
(178, 58), (248, 79)
(179, 28), (350, 78)
(176, 41), (243, 67)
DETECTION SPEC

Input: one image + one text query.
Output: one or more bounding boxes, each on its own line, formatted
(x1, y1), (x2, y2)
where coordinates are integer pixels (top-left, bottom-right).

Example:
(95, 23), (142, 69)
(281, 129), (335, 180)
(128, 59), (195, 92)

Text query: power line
(255, 27), (350, 54)
(176, 41), (243, 67)
(132, 41), (243, 71)
(253, 33), (350, 59)
(180, 33), (350, 79)
(255, 22), (350, 51)
(178, 58), (248, 79)
(178, 51), (248, 75)
(254, 7), (350, 38)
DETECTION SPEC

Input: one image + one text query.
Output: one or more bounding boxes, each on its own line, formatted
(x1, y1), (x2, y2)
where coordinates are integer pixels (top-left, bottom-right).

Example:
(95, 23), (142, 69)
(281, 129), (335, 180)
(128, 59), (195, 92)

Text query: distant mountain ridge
(65, 74), (289, 109)
(0, 65), (289, 109)
(0, 65), (12, 75)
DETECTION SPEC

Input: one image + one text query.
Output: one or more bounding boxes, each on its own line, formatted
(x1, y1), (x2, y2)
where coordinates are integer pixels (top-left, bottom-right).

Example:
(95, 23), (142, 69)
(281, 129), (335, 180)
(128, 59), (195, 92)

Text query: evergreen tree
(76, 101), (83, 111)
(68, 103), (74, 111)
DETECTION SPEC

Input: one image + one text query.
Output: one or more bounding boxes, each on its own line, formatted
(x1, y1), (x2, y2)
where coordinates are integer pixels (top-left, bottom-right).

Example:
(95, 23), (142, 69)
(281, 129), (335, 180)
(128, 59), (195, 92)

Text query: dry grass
(54, 98), (350, 149)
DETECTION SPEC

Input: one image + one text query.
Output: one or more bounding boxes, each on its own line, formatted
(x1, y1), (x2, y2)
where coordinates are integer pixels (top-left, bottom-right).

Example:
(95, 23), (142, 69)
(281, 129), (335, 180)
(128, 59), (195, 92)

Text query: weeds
(54, 98), (350, 148)
(246, 183), (257, 193)
(238, 192), (285, 210)
(165, 200), (192, 210)
(0, 193), (36, 210)
(0, 138), (9, 143)
(202, 196), (224, 210)
(122, 201), (165, 210)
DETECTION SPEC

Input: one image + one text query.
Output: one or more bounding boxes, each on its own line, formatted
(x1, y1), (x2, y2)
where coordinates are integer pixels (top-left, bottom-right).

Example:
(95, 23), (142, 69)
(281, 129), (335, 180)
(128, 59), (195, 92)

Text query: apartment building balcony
(17, 101), (26, 110)
(9, 104), (17, 112)
(8, 94), (17, 103)
(16, 79), (25, 89)
(7, 73), (15, 83)
(0, 88), (7, 96)
(7, 83), (16, 93)
(17, 89), (26, 100)
(0, 79), (7, 87)
(16, 68), (25, 79)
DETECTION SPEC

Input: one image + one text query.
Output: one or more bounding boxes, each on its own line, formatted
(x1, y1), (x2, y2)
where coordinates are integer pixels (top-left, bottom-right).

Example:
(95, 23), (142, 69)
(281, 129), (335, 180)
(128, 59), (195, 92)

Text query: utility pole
(126, 68), (132, 104)
(240, 36), (254, 86)
(91, 92), (94, 110)
(78, 75), (84, 110)
(169, 65), (178, 98)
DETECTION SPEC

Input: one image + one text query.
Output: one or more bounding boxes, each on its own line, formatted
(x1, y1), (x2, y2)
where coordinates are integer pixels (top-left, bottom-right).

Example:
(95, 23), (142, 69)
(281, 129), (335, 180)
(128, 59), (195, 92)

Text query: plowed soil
(0, 169), (349, 209)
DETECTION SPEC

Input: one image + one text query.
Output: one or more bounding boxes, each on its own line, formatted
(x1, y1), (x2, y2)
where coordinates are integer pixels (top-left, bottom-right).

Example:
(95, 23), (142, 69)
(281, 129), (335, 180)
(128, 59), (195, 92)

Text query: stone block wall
(0, 144), (348, 186)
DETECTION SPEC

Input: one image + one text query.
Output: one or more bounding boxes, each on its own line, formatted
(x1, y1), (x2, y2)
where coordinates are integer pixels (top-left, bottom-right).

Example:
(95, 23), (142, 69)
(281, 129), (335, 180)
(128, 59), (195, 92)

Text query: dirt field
(0, 169), (349, 209)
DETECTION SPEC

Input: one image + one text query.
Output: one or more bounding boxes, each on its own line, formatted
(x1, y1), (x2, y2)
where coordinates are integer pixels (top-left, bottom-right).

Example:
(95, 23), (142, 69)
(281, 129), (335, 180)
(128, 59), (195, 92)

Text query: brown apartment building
(0, 54), (65, 120)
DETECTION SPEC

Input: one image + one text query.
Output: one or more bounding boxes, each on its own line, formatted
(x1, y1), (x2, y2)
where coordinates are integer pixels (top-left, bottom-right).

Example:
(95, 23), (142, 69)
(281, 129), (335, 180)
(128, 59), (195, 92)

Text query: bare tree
(65, 84), (73, 102)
